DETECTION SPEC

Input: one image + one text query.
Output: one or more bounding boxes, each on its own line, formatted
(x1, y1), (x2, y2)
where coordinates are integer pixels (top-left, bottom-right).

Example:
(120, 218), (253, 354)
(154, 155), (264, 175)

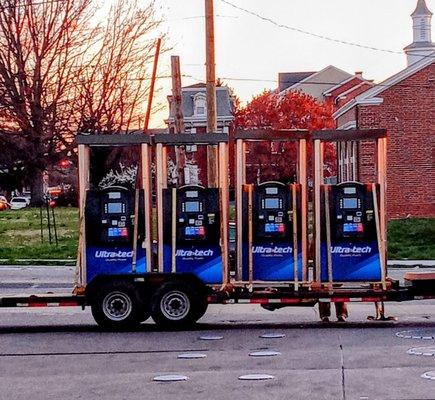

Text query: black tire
(91, 281), (143, 330)
(194, 298), (208, 321)
(150, 281), (202, 329)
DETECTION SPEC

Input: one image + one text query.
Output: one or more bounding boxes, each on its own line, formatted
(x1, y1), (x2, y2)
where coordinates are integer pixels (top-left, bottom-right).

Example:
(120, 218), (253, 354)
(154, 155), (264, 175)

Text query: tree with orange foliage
(234, 90), (336, 184)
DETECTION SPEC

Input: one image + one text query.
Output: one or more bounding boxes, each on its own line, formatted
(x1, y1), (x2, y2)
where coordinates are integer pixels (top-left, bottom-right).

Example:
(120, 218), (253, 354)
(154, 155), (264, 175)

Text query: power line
(183, 73), (434, 90)
(219, 0), (435, 60)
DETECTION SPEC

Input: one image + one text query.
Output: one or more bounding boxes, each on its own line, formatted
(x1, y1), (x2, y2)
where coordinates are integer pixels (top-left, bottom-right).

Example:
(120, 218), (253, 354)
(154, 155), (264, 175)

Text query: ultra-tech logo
(95, 250), (133, 258)
(176, 249), (214, 257)
(331, 246), (372, 254)
(252, 246), (292, 255)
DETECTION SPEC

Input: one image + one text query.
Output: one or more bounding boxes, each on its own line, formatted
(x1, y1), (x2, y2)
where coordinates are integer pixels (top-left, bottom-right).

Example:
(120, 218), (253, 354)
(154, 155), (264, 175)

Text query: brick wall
(357, 63), (435, 219)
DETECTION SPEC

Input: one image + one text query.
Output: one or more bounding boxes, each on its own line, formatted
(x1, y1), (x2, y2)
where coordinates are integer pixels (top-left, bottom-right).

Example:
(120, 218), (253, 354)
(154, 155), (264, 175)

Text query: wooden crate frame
(234, 129), (310, 289)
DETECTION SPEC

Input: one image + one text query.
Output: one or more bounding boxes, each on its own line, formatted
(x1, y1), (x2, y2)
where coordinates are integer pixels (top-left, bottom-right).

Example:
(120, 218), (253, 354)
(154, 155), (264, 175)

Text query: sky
(148, 0), (433, 127)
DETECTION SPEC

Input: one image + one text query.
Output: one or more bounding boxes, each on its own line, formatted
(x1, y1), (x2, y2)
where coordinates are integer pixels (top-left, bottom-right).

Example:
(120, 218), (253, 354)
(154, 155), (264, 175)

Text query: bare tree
(0, 0), (166, 203)
(76, 0), (164, 134)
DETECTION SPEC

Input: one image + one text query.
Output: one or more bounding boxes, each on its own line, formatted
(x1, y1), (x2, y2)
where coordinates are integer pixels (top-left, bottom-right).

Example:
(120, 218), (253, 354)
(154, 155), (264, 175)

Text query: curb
(0, 282), (73, 289)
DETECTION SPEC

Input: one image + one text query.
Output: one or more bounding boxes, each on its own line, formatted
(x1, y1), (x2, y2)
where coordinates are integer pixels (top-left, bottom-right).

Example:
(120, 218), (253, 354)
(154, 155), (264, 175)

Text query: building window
(193, 93), (207, 117)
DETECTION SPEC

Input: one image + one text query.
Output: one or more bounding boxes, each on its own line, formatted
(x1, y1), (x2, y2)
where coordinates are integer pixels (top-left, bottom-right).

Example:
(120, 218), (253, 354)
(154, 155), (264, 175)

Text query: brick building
(334, 0), (435, 219)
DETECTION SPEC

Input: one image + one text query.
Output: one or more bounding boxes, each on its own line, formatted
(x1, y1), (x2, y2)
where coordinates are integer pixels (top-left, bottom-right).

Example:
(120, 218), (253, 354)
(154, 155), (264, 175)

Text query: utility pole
(144, 37), (162, 131)
(205, 0), (218, 187)
(171, 55), (186, 185)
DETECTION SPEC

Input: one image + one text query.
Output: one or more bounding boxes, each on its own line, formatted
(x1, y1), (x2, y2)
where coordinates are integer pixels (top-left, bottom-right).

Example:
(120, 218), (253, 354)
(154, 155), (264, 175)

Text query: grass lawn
(0, 207), (433, 263)
(388, 218), (435, 260)
(0, 207), (78, 263)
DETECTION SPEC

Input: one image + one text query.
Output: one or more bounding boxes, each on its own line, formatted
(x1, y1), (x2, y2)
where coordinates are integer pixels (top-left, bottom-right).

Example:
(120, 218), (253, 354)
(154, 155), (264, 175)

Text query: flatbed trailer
(1, 272), (434, 309)
(1, 129), (434, 330)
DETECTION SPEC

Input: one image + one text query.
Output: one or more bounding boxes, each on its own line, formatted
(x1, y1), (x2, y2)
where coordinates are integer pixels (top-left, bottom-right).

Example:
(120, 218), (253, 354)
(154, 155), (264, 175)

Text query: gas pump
(162, 185), (222, 282)
(76, 134), (153, 286)
(320, 182), (381, 281)
(313, 129), (387, 286)
(155, 134), (229, 285)
(241, 181), (302, 281)
(235, 130), (309, 285)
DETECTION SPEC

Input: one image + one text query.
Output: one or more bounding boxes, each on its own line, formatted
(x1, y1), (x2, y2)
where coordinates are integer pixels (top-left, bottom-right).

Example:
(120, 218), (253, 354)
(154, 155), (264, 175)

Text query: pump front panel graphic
(85, 187), (146, 282)
(162, 186), (222, 284)
(320, 182), (381, 282)
(242, 182), (302, 281)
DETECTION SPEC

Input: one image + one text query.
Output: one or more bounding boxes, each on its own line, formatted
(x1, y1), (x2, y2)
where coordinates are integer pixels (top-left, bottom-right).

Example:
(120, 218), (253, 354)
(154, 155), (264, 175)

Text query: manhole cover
(177, 353), (207, 359)
(249, 351), (281, 357)
(396, 330), (435, 340)
(238, 374), (275, 381)
(421, 371), (435, 381)
(153, 374), (189, 382)
(260, 333), (285, 339)
(199, 335), (223, 341)
(407, 347), (435, 356)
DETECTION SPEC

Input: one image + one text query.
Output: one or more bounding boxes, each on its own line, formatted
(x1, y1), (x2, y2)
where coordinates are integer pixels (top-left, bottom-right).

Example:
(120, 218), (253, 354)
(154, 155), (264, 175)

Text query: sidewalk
(0, 262), (434, 291)
(387, 260), (435, 267)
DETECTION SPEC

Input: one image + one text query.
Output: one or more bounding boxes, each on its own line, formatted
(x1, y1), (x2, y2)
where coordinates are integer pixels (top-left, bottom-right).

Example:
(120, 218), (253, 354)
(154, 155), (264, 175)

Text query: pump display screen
(342, 198), (358, 209)
(265, 187), (278, 195)
(264, 198), (280, 209)
(108, 192), (121, 199)
(185, 201), (200, 212)
(185, 226), (205, 236)
(265, 223), (285, 233)
(344, 187), (356, 195)
(108, 227), (128, 237)
(185, 191), (198, 198)
(107, 203), (123, 214)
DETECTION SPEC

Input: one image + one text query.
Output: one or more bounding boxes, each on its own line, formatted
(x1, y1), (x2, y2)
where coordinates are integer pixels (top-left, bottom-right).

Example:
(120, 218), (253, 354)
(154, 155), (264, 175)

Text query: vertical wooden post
(144, 38), (162, 131)
(171, 188), (177, 273)
(235, 139), (245, 281)
(324, 185), (333, 286)
(141, 143), (152, 272)
(247, 184), (253, 285)
(156, 143), (166, 273)
(219, 142), (229, 284)
(131, 189), (140, 273)
(171, 55), (186, 185)
(76, 144), (90, 290)
(292, 184), (299, 290)
(377, 136), (388, 287)
(205, 0), (218, 187)
(299, 139), (308, 282)
(314, 139), (322, 284)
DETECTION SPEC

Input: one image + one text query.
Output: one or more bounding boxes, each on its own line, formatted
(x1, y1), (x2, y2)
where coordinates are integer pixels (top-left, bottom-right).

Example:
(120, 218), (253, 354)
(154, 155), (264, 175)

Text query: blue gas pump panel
(242, 181), (303, 282)
(162, 186), (222, 284)
(320, 182), (381, 282)
(84, 187), (147, 282)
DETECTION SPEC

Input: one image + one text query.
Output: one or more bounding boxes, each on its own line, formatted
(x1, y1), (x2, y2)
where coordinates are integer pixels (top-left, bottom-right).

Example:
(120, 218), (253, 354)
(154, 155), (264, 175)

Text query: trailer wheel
(151, 281), (201, 329)
(194, 299), (208, 321)
(91, 281), (142, 330)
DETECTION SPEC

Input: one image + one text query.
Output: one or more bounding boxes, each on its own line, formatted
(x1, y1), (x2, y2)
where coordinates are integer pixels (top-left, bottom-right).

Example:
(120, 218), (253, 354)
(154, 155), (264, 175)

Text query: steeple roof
(411, 0), (433, 17)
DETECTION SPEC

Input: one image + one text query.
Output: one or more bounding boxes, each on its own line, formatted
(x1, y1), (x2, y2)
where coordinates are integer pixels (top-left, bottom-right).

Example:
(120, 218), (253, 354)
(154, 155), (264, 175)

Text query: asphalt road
(0, 266), (435, 400)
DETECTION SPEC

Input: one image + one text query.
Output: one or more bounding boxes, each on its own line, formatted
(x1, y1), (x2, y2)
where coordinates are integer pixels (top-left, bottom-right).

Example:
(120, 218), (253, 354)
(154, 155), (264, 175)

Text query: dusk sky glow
(148, 0), (433, 127)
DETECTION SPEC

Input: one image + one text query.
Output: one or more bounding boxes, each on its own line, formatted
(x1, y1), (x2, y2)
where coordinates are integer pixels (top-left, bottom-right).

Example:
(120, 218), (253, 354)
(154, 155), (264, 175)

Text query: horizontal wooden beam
(76, 132), (152, 146)
(235, 129), (310, 142)
(312, 129), (387, 142)
(153, 133), (228, 145)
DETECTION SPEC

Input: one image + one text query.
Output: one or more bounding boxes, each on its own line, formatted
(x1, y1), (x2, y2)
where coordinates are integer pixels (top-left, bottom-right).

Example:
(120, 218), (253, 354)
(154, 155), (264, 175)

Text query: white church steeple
(404, 0), (435, 65)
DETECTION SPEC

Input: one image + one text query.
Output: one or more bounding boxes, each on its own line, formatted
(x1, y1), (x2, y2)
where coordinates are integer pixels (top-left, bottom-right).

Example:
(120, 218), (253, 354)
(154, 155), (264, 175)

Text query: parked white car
(10, 197), (29, 210)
